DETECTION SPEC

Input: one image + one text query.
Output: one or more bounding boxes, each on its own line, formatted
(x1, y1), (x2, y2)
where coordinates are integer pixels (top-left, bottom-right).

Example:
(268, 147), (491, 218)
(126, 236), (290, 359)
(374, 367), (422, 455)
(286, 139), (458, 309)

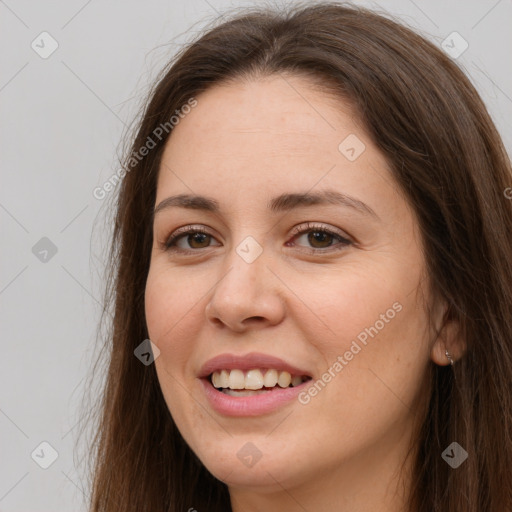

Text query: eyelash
(161, 222), (352, 255)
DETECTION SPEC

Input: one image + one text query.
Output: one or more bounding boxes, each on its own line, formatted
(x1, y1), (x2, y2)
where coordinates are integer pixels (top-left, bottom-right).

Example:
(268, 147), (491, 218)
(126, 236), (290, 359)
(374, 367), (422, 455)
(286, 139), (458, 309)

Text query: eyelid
(288, 221), (351, 242)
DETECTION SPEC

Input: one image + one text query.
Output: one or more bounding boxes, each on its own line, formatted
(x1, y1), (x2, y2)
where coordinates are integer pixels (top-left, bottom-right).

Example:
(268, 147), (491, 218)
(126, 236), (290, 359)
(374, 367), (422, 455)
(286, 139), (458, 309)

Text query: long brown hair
(79, 3), (512, 511)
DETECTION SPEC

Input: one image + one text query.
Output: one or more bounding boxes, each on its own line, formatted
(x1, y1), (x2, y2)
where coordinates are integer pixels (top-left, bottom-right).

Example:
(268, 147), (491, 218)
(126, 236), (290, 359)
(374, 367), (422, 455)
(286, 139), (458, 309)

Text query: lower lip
(199, 377), (310, 417)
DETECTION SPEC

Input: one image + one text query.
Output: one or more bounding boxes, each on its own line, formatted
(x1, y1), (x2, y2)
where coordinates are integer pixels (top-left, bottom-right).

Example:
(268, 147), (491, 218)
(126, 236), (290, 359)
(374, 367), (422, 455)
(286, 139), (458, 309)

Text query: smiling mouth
(209, 368), (312, 396)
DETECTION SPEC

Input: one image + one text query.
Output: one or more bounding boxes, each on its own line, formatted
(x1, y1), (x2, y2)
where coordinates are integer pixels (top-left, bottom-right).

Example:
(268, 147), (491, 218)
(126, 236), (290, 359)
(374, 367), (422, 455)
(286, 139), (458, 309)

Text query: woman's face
(145, 74), (439, 501)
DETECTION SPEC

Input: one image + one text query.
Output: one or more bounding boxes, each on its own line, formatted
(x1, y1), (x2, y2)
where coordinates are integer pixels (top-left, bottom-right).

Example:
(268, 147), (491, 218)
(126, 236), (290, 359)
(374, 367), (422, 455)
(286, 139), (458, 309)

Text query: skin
(144, 74), (460, 512)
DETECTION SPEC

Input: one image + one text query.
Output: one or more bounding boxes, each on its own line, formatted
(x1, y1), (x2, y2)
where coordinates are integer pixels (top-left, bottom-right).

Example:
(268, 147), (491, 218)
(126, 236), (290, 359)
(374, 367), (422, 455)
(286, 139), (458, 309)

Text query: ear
(430, 303), (466, 366)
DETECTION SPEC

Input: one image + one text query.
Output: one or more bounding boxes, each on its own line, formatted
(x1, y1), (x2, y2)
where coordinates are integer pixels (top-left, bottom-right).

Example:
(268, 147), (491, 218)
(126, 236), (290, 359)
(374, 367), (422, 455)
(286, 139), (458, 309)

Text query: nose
(205, 247), (286, 333)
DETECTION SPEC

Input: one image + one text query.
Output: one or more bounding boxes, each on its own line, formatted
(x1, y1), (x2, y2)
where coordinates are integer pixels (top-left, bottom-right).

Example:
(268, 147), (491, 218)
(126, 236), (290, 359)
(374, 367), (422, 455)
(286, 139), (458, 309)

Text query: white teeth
(245, 369), (264, 390)
(211, 368), (308, 390)
(211, 369), (233, 388)
(219, 369), (230, 388)
(263, 369), (278, 387)
(211, 371), (221, 388)
(228, 369), (245, 389)
(277, 371), (291, 388)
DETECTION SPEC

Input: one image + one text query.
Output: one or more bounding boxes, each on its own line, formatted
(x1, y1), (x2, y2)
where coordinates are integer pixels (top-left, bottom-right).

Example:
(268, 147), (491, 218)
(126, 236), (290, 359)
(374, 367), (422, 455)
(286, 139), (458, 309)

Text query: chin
(206, 457), (291, 489)
(192, 439), (308, 490)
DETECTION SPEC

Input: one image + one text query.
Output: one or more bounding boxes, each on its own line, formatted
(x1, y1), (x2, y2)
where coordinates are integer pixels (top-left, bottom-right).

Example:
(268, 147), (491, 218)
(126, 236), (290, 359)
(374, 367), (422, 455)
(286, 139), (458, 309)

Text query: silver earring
(445, 349), (454, 366)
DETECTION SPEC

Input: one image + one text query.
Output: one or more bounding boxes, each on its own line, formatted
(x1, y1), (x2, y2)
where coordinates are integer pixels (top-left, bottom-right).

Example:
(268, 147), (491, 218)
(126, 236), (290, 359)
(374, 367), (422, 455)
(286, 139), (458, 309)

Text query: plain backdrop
(1, 0), (511, 510)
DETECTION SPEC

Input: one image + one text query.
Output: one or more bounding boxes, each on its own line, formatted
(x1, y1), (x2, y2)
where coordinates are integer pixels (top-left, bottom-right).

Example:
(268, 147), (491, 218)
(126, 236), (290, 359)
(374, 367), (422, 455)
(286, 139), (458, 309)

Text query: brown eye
(162, 223), (352, 255)
(306, 230), (336, 249)
(164, 227), (220, 252)
(185, 232), (211, 249)
(288, 222), (352, 254)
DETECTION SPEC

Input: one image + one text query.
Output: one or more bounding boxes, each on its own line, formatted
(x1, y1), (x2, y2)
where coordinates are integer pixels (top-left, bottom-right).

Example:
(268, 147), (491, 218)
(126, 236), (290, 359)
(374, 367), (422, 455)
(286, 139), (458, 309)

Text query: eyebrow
(153, 190), (380, 220)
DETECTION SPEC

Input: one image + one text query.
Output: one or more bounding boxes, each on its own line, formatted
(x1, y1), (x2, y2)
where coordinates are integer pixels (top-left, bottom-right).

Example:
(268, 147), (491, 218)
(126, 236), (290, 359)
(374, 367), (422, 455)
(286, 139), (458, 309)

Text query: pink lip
(197, 352), (313, 417)
(199, 377), (311, 417)
(198, 352), (311, 378)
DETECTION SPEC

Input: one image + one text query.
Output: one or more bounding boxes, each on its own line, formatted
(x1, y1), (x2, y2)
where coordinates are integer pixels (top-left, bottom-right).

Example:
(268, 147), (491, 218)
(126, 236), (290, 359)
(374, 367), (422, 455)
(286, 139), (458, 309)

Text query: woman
(82, 3), (512, 511)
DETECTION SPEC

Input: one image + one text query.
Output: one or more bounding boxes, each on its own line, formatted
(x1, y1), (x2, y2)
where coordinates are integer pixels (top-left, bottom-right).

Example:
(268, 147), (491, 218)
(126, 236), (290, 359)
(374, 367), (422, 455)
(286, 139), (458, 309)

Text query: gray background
(1, 0), (511, 510)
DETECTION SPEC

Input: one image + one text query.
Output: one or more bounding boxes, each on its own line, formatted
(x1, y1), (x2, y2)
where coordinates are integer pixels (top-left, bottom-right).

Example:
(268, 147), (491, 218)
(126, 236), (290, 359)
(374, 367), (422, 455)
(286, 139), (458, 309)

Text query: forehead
(156, 75), (398, 218)
(161, 75), (361, 165)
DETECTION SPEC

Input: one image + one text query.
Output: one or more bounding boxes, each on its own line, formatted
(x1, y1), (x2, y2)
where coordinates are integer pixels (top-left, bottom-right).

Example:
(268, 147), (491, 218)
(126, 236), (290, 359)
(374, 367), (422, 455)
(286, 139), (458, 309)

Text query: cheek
(144, 266), (205, 400)
(290, 264), (406, 350)
(144, 265), (201, 343)
(145, 267), (204, 430)
(294, 263), (430, 401)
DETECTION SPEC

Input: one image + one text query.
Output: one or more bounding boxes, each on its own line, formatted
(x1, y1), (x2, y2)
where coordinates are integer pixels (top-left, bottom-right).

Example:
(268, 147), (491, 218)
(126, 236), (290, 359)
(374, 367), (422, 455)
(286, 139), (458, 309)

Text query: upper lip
(198, 352), (312, 379)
